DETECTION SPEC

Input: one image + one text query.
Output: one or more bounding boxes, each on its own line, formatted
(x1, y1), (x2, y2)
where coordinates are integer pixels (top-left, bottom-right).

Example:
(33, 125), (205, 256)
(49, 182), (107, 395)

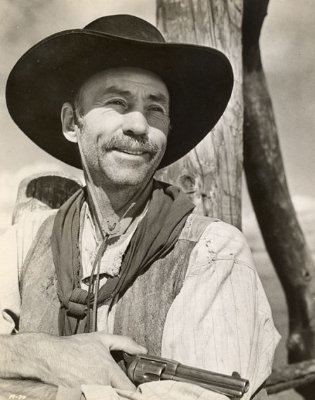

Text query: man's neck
(84, 174), (153, 239)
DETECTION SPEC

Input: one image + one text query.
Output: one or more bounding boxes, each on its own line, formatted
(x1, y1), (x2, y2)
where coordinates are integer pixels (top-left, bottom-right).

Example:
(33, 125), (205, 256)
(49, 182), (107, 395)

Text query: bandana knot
(66, 288), (90, 319)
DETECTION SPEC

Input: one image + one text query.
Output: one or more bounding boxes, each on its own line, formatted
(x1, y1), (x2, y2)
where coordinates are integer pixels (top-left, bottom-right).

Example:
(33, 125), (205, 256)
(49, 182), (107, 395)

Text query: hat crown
(84, 14), (165, 43)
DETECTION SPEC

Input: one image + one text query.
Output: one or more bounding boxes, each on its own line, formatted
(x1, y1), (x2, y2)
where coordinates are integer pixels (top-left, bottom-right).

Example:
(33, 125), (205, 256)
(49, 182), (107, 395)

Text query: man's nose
(122, 111), (149, 137)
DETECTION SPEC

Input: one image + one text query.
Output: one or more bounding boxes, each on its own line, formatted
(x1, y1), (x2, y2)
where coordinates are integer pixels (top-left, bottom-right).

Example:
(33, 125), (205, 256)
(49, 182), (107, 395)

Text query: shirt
(0, 208), (280, 399)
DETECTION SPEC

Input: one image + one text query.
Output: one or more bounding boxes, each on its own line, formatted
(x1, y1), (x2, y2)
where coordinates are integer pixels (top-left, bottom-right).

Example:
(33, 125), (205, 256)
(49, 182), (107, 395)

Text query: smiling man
(0, 15), (279, 400)
(65, 68), (170, 188)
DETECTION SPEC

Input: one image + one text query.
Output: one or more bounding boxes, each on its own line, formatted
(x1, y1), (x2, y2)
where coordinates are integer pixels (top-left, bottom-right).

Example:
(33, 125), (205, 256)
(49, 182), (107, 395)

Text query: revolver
(123, 353), (249, 399)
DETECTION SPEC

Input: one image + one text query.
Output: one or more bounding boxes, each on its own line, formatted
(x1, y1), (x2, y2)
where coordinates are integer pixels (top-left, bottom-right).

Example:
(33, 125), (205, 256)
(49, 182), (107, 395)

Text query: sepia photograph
(0, 1), (314, 399)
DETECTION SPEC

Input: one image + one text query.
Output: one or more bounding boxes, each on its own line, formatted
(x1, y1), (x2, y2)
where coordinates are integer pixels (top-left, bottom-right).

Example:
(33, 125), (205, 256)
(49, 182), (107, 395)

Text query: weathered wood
(12, 172), (82, 225)
(242, 1), (315, 398)
(266, 359), (315, 394)
(156, 0), (243, 228)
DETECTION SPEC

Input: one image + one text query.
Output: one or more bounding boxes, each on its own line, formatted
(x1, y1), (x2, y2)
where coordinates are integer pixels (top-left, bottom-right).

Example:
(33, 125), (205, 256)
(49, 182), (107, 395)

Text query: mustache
(102, 135), (160, 154)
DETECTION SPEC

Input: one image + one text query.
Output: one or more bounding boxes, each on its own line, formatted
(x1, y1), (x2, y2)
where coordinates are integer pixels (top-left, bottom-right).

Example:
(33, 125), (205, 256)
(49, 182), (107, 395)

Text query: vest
(19, 213), (213, 355)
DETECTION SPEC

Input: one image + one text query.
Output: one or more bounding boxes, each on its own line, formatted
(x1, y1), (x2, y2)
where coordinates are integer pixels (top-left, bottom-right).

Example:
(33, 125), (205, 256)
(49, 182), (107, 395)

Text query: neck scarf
(51, 180), (194, 335)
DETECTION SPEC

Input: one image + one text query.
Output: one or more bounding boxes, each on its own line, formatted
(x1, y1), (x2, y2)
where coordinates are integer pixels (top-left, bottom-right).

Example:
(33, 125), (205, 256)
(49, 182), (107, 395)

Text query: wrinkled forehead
(76, 67), (169, 107)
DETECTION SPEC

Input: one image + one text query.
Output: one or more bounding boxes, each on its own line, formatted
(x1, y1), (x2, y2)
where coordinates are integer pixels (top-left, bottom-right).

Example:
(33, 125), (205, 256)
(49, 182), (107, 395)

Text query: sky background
(0, 0), (315, 233)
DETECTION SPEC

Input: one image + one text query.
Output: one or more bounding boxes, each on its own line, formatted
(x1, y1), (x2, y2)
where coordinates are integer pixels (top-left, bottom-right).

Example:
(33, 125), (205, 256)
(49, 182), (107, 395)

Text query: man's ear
(61, 102), (79, 143)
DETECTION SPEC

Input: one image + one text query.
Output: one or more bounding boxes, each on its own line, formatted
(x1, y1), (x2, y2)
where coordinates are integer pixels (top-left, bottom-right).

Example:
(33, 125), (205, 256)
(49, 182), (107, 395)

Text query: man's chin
(102, 167), (153, 188)
(99, 157), (161, 187)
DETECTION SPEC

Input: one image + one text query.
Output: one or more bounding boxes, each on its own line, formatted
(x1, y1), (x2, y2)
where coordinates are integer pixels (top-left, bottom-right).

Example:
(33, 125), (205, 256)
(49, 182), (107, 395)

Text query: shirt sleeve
(0, 225), (20, 334)
(0, 210), (56, 334)
(161, 220), (280, 399)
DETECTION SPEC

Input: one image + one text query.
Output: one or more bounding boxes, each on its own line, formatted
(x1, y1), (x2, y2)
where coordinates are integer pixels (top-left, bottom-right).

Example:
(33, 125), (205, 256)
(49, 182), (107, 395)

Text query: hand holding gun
(123, 353), (249, 399)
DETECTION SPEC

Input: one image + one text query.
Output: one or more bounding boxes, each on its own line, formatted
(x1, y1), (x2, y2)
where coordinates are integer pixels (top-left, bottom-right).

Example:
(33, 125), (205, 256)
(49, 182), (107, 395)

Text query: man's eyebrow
(99, 86), (168, 102)
(148, 93), (169, 105)
(96, 85), (169, 107)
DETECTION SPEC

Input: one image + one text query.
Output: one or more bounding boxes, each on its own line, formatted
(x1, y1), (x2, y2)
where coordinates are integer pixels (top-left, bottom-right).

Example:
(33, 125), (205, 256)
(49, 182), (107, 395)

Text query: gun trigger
(123, 352), (134, 365)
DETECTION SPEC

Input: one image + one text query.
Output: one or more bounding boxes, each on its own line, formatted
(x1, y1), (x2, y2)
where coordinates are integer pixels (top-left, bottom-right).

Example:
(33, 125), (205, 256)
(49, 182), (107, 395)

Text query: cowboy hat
(6, 14), (233, 169)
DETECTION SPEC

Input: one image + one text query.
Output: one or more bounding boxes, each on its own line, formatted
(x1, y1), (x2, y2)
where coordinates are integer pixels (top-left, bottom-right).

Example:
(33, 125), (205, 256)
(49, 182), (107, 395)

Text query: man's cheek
(158, 138), (167, 157)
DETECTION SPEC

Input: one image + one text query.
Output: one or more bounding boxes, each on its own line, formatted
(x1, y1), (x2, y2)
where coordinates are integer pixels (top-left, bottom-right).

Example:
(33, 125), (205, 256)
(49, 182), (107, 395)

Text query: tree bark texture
(156, 0), (243, 228)
(243, 1), (315, 397)
(266, 358), (315, 394)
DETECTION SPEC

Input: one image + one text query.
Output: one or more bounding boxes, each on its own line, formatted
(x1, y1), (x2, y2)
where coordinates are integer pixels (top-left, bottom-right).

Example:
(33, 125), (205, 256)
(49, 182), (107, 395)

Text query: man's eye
(105, 98), (127, 108)
(148, 104), (166, 114)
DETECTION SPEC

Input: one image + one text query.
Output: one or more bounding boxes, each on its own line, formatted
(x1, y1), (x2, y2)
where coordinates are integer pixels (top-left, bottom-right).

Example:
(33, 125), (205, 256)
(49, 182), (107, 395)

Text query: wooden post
(243, 1), (315, 398)
(156, 0), (243, 228)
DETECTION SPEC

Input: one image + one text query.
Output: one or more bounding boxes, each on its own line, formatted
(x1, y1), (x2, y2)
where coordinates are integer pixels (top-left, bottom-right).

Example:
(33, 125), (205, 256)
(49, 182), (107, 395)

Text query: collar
(80, 200), (148, 280)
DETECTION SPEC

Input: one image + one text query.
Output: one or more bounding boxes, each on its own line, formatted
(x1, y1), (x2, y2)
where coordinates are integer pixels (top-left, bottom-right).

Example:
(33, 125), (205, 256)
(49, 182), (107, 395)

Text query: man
(0, 15), (279, 400)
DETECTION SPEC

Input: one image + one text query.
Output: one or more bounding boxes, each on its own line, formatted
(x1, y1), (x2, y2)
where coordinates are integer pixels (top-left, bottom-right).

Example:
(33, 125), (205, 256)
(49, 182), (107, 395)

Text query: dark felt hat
(6, 14), (233, 169)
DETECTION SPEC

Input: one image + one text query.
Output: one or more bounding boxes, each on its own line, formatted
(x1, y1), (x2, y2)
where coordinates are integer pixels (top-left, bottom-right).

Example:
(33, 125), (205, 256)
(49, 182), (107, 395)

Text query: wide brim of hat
(6, 29), (233, 169)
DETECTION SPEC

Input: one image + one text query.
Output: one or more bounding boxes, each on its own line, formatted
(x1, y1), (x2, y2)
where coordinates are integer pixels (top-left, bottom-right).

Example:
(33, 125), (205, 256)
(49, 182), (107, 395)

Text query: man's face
(74, 67), (170, 188)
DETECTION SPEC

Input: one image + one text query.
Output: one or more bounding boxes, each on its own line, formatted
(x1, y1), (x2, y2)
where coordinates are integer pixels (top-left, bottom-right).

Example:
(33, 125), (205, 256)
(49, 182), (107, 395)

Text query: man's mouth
(102, 137), (159, 158)
(111, 146), (152, 156)
(115, 149), (147, 155)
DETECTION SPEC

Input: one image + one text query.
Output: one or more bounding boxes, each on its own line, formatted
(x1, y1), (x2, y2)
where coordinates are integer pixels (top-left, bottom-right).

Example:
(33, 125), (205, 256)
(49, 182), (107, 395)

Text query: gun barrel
(124, 353), (249, 398)
(170, 364), (249, 397)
